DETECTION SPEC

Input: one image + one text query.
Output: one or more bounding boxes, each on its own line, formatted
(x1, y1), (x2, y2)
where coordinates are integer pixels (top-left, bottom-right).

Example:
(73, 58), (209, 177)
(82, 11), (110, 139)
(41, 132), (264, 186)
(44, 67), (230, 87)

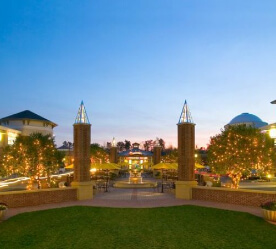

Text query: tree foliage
(143, 140), (153, 151)
(0, 133), (62, 188)
(162, 148), (178, 163)
(124, 140), (131, 150)
(116, 141), (125, 152)
(208, 125), (275, 188)
(90, 143), (109, 163)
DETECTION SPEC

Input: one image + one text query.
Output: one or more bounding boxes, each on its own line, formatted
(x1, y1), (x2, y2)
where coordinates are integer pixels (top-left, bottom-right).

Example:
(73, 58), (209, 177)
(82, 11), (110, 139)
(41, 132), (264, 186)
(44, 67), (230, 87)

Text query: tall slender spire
(111, 137), (116, 147)
(75, 101), (90, 124)
(178, 100), (193, 124)
(154, 137), (161, 147)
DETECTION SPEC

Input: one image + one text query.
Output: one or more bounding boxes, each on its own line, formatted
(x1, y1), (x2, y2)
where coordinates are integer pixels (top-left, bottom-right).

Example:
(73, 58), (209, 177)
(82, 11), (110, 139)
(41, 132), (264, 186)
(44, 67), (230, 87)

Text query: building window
(7, 132), (17, 145)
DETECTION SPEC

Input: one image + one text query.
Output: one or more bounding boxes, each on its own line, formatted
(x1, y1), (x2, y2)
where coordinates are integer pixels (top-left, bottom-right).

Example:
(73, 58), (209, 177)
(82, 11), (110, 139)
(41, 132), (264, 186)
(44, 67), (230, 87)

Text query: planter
(0, 209), (7, 221)
(263, 209), (276, 222)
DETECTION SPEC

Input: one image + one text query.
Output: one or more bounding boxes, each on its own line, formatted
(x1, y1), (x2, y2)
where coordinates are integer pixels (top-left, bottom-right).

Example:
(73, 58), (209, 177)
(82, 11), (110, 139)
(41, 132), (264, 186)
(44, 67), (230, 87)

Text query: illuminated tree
(208, 125), (275, 188)
(90, 143), (109, 163)
(0, 133), (62, 189)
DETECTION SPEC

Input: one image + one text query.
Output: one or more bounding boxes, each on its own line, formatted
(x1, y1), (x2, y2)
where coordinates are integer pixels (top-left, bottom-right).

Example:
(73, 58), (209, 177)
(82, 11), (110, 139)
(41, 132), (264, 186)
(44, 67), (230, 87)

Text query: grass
(0, 205), (276, 249)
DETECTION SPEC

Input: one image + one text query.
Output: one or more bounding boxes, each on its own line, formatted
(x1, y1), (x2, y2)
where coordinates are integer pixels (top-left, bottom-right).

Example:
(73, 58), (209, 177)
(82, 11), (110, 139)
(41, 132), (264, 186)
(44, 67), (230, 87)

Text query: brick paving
(2, 186), (269, 223)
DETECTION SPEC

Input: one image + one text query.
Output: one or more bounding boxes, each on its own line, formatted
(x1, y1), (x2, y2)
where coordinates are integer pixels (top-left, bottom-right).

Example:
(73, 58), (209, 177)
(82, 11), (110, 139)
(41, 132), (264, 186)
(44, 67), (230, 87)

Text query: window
(7, 132), (17, 145)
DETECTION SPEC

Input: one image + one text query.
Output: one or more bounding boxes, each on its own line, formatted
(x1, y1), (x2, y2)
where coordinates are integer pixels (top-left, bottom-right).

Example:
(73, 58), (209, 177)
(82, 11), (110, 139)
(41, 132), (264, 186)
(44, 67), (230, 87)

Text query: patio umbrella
(151, 163), (177, 170)
(195, 163), (205, 169)
(65, 163), (120, 170)
(65, 164), (74, 169)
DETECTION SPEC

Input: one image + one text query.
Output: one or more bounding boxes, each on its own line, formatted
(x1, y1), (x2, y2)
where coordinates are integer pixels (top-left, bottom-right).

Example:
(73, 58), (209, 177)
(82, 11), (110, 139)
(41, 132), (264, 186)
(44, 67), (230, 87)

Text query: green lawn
(0, 206), (276, 249)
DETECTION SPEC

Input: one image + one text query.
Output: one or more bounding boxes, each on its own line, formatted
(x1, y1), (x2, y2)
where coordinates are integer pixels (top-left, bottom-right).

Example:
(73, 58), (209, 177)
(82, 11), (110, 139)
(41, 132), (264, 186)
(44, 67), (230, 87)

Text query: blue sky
(0, 0), (276, 148)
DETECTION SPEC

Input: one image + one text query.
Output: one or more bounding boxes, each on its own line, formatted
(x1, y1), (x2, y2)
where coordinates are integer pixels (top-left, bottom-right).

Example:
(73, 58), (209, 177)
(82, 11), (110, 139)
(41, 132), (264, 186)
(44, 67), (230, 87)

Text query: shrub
(0, 203), (8, 211)
(261, 201), (276, 211)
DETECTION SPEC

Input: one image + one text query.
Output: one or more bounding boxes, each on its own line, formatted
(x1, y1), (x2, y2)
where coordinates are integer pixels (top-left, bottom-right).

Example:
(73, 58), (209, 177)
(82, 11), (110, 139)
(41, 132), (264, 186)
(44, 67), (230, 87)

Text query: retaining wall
(0, 188), (77, 208)
(192, 186), (276, 207)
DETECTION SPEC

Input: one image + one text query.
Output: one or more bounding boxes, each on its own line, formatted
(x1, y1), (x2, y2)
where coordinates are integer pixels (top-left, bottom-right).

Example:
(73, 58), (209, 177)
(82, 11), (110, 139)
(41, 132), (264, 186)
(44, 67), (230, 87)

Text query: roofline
(0, 117), (57, 127)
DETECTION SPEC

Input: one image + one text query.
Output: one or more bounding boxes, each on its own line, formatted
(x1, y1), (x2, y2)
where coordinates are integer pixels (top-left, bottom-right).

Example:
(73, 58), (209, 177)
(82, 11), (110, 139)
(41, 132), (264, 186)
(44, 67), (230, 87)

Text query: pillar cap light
(111, 137), (116, 147)
(74, 101), (90, 124)
(154, 137), (161, 147)
(178, 100), (194, 124)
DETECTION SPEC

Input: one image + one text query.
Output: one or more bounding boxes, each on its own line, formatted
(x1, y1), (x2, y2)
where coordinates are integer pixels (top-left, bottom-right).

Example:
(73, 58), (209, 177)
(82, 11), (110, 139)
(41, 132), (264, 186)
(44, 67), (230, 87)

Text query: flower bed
(261, 201), (276, 222)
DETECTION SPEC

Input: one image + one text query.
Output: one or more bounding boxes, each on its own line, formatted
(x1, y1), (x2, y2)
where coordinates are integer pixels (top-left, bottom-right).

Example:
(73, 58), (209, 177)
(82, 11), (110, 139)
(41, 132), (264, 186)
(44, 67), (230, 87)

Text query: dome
(226, 113), (268, 128)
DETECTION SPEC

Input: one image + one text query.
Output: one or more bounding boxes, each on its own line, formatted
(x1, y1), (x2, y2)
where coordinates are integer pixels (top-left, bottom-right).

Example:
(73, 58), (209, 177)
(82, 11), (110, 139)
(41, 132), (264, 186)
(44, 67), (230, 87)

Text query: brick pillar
(71, 122), (93, 200)
(153, 146), (162, 165)
(177, 123), (195, 181)
(175, 122), (197, 199)
(110, 147), (118, 163)
(73, 123), (91, 182)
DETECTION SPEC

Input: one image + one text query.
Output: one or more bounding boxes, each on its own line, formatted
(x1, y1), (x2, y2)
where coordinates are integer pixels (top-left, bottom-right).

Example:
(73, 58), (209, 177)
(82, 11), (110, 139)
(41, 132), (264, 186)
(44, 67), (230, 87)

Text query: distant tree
(208, 125), (275, 188)
(117, 141), (125, 152)
(0, 133), (62, 189)
(124, 140), (131, 150)
(144, 140), (153, 151)
(62, 141), (73, 150)
(162, 148), (178, 163)
(63, 141), (69, 147)
(158, 138), (165, 151)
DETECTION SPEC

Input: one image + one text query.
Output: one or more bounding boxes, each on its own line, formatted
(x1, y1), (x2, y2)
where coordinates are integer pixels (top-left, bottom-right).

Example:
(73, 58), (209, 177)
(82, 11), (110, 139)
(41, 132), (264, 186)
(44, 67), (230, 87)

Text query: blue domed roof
(227, 113), (268, 128)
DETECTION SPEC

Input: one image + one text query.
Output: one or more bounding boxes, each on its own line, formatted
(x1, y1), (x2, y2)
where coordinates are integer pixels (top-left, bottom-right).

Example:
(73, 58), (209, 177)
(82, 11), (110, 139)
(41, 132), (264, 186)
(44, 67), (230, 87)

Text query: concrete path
(2, 187), (267, 222)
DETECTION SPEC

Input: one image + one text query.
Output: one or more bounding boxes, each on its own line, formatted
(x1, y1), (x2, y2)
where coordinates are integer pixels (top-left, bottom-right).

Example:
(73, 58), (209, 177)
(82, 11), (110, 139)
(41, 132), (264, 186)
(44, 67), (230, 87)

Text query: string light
(0, 133), (61, 190)
(208, 125), (275, 188)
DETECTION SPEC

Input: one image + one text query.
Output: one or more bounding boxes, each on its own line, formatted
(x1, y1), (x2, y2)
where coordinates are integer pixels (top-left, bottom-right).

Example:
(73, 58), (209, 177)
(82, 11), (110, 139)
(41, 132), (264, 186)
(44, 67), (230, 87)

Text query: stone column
(71, 101), (93, 200)
(153, 146), (161, 165)
(73, 124), (91, 182)
(175, 101), (197, 199)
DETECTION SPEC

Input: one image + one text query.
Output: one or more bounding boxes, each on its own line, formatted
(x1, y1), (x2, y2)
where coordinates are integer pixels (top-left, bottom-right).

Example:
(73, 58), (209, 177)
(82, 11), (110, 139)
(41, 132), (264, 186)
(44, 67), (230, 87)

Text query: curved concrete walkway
(2, 187), (269, 223)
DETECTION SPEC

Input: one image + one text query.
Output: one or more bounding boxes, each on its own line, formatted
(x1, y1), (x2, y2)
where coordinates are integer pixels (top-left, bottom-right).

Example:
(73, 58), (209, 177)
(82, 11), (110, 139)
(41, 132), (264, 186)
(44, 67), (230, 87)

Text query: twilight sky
(0, 0), (276, 148)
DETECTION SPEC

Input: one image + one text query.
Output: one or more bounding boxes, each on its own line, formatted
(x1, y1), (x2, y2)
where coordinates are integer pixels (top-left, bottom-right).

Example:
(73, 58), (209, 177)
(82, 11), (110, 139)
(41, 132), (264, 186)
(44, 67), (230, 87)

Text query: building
(0, 125), (21, 151)
(225, 113), (268, 129)
(0, 110), (57, 151)
(118, 143), (153, 169)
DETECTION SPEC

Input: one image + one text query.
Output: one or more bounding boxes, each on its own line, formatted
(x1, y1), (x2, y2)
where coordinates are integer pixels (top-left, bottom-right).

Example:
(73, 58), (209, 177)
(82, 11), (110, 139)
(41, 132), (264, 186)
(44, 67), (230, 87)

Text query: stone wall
(0, 188), (77, 208)
(192, 186), (276, 207)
